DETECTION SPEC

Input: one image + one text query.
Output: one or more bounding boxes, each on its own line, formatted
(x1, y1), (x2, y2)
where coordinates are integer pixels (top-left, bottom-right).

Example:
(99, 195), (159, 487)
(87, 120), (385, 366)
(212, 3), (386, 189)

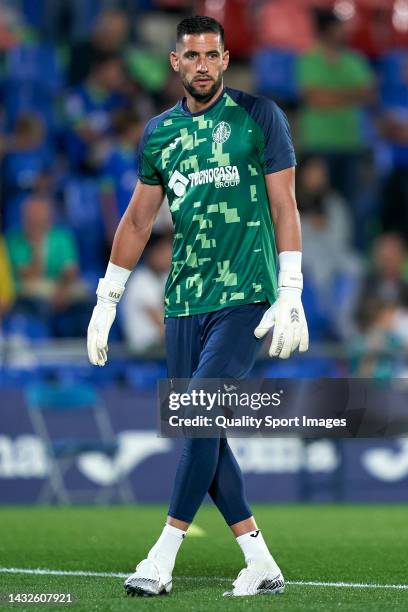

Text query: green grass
(0, 505), (407, 611)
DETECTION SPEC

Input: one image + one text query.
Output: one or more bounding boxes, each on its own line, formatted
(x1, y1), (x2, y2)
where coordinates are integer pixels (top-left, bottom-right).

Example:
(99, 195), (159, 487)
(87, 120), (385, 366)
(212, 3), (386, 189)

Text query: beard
(181, 72), (223, 103)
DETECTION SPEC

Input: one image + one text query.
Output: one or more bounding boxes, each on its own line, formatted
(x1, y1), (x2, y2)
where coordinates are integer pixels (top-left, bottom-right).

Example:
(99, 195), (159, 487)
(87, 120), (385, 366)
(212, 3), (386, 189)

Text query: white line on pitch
(287, 580), (408, 590)
(1, 568), (408, 591)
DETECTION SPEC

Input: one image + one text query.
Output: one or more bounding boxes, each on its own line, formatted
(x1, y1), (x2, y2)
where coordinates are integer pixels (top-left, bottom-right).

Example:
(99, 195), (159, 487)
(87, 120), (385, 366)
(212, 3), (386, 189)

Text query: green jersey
(138, 87), (296, 317)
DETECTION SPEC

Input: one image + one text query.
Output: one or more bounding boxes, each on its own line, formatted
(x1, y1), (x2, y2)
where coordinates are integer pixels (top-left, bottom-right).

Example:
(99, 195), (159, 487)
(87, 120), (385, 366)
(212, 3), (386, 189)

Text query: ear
(222, 50), (230, 72)
(170, 51), (179, 73)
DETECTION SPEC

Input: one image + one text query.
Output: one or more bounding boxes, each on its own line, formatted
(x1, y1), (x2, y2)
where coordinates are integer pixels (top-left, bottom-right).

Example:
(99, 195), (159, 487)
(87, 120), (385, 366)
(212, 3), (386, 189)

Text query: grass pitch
(0, 504), (407, 611)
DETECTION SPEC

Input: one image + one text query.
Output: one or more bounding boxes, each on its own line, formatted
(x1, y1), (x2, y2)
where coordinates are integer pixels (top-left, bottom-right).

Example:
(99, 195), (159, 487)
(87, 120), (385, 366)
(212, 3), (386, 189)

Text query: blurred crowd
(0, 0), (407, 377)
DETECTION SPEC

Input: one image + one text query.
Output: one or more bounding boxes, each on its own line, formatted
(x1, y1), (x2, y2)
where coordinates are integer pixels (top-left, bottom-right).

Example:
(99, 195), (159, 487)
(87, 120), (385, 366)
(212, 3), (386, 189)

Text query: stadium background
(0, 0), (408, 509)
(1, 3), (408, 610)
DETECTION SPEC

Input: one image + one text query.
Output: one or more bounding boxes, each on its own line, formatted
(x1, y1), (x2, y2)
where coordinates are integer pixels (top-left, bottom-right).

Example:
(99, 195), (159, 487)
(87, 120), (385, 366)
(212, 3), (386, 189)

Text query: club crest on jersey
(212, 121), (231, 144)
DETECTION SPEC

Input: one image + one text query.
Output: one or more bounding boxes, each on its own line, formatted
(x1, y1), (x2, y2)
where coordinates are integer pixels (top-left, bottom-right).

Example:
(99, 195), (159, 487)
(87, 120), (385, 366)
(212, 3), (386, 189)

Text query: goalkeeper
(87, 15), (308, 598)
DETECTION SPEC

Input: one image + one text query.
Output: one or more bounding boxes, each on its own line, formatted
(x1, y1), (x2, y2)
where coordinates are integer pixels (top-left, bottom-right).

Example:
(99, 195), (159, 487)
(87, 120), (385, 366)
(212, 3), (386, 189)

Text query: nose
(197, 57), (208, 73)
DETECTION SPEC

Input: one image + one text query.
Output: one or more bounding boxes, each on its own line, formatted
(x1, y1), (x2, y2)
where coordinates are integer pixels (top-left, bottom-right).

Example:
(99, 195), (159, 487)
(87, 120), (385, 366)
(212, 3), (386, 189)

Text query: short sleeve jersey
(138, 87), (296, 317)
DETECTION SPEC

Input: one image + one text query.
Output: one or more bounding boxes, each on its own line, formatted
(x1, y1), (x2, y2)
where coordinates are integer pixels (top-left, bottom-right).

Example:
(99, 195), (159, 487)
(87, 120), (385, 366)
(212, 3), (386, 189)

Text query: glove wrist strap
(96, 278), (125, 304)
(278, 270), (303, 291)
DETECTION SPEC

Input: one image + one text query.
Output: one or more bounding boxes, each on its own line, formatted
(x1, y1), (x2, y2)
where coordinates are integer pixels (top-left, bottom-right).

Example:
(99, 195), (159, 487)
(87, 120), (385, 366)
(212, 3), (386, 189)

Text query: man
(297, 9), (374, 208)
(1, 113), (53, 230)
(99, 109), (142, 243)
(64, 53), (127, 171)
(87, 16), (308, 597)
(7, 195), (89, 337)
(121, 232), (172, 354)
(379, 50), (408, 241)
(68, 7), (130, 85)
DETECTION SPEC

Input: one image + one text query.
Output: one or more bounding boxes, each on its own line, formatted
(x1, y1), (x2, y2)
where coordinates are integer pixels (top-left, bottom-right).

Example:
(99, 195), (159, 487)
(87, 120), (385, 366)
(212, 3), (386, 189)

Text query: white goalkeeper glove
(87, 264), (130, 366)
(254, 254), (309, 359)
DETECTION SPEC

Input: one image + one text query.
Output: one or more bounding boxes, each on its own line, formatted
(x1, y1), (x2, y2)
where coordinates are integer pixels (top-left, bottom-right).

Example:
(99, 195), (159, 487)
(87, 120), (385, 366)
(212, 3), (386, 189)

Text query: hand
(254, 287), (309, 359)
(87, 279), (124, 366)
(87, 301), (117, 366)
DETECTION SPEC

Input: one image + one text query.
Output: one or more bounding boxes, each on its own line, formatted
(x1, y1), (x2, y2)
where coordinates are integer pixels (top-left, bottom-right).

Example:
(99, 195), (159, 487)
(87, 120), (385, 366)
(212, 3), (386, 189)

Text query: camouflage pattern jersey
(138, 87), (296, 317)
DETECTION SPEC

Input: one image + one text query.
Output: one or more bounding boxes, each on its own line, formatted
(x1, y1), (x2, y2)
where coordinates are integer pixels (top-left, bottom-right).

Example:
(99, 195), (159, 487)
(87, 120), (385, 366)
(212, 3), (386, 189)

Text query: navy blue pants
(165, 303), (268, 525)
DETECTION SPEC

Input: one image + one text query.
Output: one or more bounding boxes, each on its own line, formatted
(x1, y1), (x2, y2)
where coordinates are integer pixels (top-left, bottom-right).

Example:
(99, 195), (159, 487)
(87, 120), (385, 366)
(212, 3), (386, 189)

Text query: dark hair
(314, 9), (341, 35)
(176, 15), (224, 46)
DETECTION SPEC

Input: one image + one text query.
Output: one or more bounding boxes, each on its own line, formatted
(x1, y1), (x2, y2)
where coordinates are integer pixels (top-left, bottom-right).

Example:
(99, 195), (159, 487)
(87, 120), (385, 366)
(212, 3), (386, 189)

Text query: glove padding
(87, 301), (117, 366)
(87, 278), (124, 367)
(254, 287), (309, 359)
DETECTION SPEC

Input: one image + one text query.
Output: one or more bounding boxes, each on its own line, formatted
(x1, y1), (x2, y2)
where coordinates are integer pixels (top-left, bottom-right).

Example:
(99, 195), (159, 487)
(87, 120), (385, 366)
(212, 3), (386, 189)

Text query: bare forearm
(266, 169), (302, 253)
(272, 205), (302, 253)
(343, 86), (375, 105)
(305, 86), (374, 109)
(110, 213), (152, 271)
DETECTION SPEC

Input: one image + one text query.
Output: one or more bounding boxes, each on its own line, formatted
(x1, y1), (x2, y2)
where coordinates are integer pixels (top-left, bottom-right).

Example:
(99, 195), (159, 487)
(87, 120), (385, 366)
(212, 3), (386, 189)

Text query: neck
(320, 42), (340, 59)
(184, 82), (224, 114)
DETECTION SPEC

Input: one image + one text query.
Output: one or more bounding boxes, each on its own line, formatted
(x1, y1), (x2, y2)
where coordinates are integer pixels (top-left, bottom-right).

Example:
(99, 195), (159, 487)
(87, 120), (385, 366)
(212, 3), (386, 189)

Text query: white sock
(147, 524), (186, 574)
(236, 529), (279, 570)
